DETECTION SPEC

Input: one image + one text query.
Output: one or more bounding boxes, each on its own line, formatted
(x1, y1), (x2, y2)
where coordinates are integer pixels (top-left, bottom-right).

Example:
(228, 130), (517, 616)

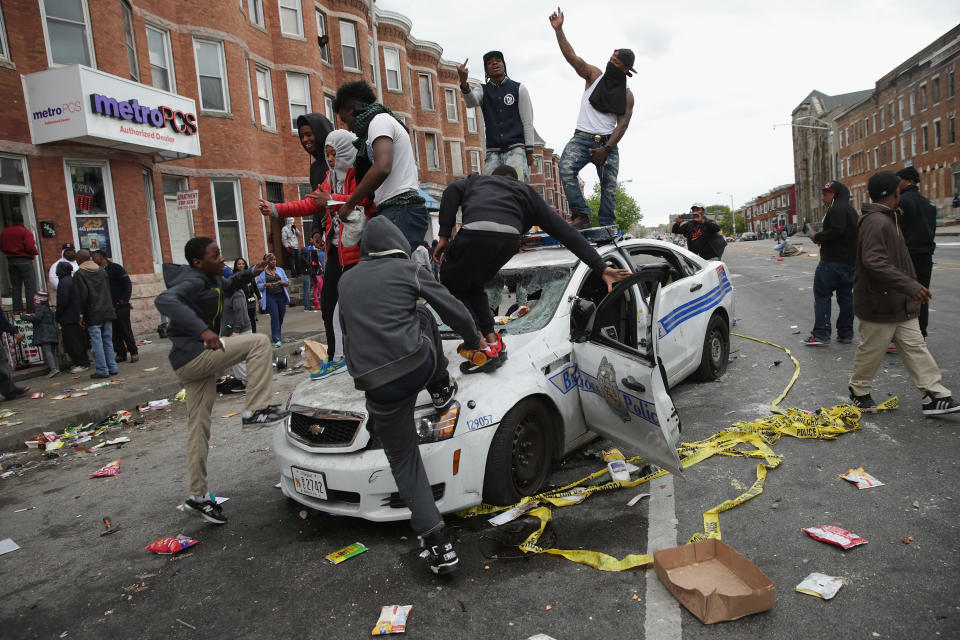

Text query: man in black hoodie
(802, 180), (858, 346)
(339, 216), (481, 575)
(55, 261), (89, 372)
(896, 167), (937, 337)
(155, 237), (287, 525)
(294, 112), (334, 234)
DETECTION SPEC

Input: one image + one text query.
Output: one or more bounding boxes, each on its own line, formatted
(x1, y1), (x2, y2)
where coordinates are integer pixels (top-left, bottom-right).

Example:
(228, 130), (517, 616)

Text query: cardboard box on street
(653, 539), (775, 624)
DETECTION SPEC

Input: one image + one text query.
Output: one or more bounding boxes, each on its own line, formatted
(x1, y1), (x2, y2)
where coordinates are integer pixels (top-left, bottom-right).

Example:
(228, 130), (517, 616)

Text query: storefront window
(0, 157), (25, 187)
(211, 179), (244, 262)
(69, 164), (114, 258)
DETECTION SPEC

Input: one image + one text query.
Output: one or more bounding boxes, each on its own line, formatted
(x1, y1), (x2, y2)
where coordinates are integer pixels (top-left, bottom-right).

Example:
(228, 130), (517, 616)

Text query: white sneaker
(70, 365), (89, 374)
(47, 369), (61, 379)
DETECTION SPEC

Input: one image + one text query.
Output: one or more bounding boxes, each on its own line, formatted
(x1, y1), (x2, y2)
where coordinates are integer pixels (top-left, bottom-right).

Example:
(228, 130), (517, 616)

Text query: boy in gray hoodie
(338, 217), (482, 575)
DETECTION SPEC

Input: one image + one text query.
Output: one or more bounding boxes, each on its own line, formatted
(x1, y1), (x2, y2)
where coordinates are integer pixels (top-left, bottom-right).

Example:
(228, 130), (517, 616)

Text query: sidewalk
(0, 304), (327, 452)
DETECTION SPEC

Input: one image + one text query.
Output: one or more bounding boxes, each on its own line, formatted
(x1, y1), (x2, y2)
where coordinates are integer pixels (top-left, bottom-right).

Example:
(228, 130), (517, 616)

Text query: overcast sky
(378, 0), (960, 226)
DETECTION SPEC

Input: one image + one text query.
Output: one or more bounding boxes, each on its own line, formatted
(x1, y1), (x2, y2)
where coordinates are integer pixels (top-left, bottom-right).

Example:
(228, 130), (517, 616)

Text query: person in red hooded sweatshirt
(0, 212), (39, 313)
(259, 129), (374, 380)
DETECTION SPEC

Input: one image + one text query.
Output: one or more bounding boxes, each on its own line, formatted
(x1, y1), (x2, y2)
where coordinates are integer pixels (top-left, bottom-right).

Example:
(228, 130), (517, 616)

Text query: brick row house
(0, 0), (569, 342)
(742, 184), (796, 235)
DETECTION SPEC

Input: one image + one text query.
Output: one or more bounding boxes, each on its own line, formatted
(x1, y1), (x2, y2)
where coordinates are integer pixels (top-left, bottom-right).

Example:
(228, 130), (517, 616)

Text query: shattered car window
(435, 264), (576, 335)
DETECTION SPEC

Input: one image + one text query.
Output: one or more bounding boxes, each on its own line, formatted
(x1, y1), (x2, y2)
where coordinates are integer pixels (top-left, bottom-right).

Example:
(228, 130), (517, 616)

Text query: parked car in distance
(740, 231), (757, 241)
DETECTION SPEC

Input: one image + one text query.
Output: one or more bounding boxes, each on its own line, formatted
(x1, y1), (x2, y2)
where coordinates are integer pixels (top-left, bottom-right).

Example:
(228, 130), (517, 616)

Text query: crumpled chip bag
(89, 459), (121, 477)
(802, 525), (867, 550)
(372, 605), (412, 635)
(145, 534), (198, 555)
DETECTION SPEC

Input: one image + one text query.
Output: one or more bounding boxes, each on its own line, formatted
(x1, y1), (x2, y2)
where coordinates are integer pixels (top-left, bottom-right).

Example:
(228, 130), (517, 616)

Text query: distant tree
(586, 182), (643, 232)
(719, 212), (746, 236)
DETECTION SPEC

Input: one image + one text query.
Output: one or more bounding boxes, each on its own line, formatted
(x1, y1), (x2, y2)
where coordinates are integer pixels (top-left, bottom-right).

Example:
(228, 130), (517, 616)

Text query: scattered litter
(175, 389), (186, 402)
(221, 411), (239, 418)
(136, 340), (152, 346)
(45, 441), (64, 451)
(175, 619), (196, 630)
(13, 507), (36, 513)
(0, 538), (21, 555)
(31, 392), (43, 399)
(912, 500), (920, 510)
(89, 460), (121, 477)
(0, 408), (17, 418)
(524, 635), (557, 640)
(299, 510), (308, 520)
(488, 500), (535, 526)
(603, 448), (630, 482)
(839, 467), (884, 489)
(274, 482), (281, 489)
(149, 399), (170, 410)
(627, 493), (650, 507)
(901, 536), (914, 544)
(795, 573), (844, 600)
(101, 517), (120, 536)
(653, 539), (775, 624)
(326, 542), (367, 564)
(1, 470), (15, 479)
(803, 525), (867, 549)
(145, 534), (198, 555)
(371, 605), (412, 635)
(143, 367), (159, 372)
(789, 325), (798, 329)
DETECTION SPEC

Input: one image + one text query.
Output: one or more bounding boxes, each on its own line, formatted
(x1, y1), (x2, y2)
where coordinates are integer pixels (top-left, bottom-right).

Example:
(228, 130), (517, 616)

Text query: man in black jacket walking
(896, 167), (937, 337)
(803, 180), (858, 346)
(92, 251), (138, 363)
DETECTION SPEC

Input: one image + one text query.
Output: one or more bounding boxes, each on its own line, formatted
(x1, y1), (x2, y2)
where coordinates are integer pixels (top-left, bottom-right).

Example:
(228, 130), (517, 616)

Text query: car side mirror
(570, 297), (596, 342)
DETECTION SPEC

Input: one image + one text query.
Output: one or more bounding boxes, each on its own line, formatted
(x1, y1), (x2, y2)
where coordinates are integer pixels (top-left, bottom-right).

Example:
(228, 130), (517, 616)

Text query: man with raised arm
(550, 7), (636, 229)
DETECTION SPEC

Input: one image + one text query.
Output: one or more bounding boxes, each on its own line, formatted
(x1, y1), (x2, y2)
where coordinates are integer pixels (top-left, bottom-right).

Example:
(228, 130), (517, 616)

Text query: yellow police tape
(457, 333), (899, 571)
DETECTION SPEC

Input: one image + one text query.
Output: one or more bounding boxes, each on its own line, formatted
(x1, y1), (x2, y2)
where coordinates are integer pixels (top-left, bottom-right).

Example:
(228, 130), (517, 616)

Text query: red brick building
(1, 1), (570, 336)
(743, 184), (796, 235)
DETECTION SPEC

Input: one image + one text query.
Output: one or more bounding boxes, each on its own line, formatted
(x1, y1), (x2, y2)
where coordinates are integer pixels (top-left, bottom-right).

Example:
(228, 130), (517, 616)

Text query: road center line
(644, 475), (682, 640)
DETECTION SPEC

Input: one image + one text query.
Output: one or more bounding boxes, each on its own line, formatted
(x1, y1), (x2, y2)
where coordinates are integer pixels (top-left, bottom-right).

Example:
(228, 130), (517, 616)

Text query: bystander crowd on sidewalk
(72, 249), (117, 379)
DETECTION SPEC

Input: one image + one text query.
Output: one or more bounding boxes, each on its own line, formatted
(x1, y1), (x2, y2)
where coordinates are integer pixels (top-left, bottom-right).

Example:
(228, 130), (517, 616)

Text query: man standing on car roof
(433, 165), (631, 373)
(551, 7), (635, 229)
(458, 51), (535, 183)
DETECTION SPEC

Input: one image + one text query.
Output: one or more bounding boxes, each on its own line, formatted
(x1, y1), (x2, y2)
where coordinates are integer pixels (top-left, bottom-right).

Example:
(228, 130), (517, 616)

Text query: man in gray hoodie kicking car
(338, 216), (483, 575)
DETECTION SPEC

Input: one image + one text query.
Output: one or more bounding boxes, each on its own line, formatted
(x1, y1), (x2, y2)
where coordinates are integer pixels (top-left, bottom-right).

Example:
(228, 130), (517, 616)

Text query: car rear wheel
(482, 399), (554, 506)
(692, 313), (729, 381)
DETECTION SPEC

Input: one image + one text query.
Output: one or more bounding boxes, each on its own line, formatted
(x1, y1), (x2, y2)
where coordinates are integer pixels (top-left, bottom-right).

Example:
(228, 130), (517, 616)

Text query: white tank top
(576, 76), (617, 135)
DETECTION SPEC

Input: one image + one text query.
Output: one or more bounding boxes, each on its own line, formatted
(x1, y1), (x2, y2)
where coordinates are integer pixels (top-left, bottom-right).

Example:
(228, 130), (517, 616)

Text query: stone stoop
(130, 272), (164, 337)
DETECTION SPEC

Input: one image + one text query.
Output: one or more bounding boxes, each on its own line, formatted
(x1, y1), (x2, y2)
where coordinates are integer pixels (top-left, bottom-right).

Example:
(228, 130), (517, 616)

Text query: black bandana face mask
(588, 63), (628, 115)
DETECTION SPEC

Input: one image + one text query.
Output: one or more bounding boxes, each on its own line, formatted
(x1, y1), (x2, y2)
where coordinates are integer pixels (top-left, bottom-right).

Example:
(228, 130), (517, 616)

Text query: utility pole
(716, 191), (735, 236)
(368, 0), (383, 103)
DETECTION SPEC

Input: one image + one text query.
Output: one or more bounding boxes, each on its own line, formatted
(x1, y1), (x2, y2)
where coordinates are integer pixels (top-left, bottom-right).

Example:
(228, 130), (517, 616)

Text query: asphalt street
(1, 238), (958, 639)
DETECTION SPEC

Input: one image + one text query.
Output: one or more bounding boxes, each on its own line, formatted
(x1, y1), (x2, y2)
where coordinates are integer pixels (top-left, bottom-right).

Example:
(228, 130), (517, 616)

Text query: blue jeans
(484, 147), (530, 183)
(812, 261), (855, 342)
(88, 323), (118, 375)
(379, 203), (429, 253)
(559, 132), (620, 226)
(300, 275), (314, 309)
(265, 292), (287, 343)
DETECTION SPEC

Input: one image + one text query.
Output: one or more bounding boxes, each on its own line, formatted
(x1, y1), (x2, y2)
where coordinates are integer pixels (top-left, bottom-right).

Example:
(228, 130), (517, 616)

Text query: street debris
(803, 525), (868, 549)
(143, 367), (159, 372)
(13, 507), (36, 512)
(627, 493), (650, 507)
(839, 467), (884, 489)
(221, 411), (239, 418)
(488, 500), (536, 526)
(654, 539), (775, 624)
(175, 389), (186, 402)
(175, 619), (196, 630)
(299, 510), (308, 520)
(31, 392), (43, 399)
(100, 517), (120, 536)
(795, 572), (844, 600)
(901, 536), (915, 544)
(89, 460), (121, 477)
(326, 542), (367, 564)
(525, 635), (558, 640)
(145, 534), (198, 555)
(0, 538), (21, 555)
(603, 448), (631, 482)
(371, 605), (412, 635)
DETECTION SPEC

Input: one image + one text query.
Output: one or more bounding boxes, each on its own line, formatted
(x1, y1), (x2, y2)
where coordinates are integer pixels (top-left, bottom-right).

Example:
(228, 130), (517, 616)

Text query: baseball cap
(868, 171), (901, 201)
(895, 166), (920, 183)
(822, 181), (840, 193)
(615, 49), (637, 76)
(691, 202), (705, 210)
(62, 242), (76, 250)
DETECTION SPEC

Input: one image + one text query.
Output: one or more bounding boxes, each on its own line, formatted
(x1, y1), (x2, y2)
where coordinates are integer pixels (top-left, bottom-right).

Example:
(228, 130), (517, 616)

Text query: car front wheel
(692, 313), (730, 381)
(482, 399), (554, 506)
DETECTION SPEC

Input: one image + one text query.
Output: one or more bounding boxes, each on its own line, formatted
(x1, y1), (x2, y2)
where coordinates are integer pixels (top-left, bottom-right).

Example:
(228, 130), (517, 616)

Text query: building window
(910, 131), (916, 157)
(949, 115), (956, 145)
(921, 124), (928, 153)
(211, 179), (245, 263)
(424, 133), (440, 169)
(121, 2), (139, 81)
(909, 91), (916, 116)
(384, 48), (401, 91)
(466, 106), (477, 133)
(898, 97), (904, 121)
(368, 40), (376, 86)
(881, 142), (887, 165)
(408, 68), (415, 107)
(948, 69), (955, 99)
(932, 76), (940, 104)
(323, 94), (336, 126)
(41, 0), (94, 66)
(444, 88), (459, 122)
(315, 10), (330, 63)
(449, 141), (463, 175)
(469, 150), (481, 174)
(248, 0), (264, 27)
(146, 25), (175, 92)
(933, 120), (941, 149)
(888, 102), (894, 125)
(255, 66), (274, 129)
(194, 39), (229, 112)
(0, 2), (8, 60)
(880, 109), (885, 131)
(872, 113), (877, 134)
(278, 0), (303, 37)
(66, 161), (119, 261)
(340, 20), (359, 71)
(418, 73), (435, 111)
(286, 72), (311, 132)
(533, 155), (542, 173)
(891, 137), (897, 163)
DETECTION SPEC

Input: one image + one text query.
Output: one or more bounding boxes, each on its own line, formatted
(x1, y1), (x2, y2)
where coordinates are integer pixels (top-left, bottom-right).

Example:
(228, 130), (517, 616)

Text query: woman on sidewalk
(233, 258), (260, 334)
(256, 253), (289, 347)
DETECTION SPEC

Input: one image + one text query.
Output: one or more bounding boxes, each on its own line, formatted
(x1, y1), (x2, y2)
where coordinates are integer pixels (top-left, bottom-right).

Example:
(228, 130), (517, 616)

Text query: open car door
(570, 267), (683, 475)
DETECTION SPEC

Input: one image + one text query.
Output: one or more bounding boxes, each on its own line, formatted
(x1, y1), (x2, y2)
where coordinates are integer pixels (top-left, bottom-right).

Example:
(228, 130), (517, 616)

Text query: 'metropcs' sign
(23, 65), (201, 160)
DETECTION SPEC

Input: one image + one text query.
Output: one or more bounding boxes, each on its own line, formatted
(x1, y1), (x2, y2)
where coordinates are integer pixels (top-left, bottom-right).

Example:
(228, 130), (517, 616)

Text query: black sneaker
(921, 395), (960, 416)
(419, 526), (459, 575)
(430, 381), (458, 409)
(848, 386), (877, 413)
(241, 405), (289, 430)
(182, 497), (227, 524)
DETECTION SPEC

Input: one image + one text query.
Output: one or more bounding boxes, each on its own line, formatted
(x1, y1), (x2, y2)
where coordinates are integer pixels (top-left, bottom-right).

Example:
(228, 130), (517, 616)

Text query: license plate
(292, 467), (327, 500)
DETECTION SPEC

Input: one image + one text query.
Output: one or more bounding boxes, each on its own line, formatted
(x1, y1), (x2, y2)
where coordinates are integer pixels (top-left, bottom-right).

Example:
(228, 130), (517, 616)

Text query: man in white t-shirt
(550, 7), (635, 229)
(333, 81), (428, 252)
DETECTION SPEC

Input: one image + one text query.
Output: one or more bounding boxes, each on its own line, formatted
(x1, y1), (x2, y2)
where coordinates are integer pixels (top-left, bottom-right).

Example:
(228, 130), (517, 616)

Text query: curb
(0, 335), (320, 453)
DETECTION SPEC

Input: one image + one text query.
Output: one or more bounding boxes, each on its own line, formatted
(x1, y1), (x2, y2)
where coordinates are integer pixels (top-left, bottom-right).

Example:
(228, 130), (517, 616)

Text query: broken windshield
(435, 263), (576, 335)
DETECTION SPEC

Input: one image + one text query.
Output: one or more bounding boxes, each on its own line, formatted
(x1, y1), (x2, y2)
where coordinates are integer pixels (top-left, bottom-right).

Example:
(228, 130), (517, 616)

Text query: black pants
(0, 351), (17, 397)
(911, 252), (933, 336)
(61, 322), (90, 367)
(321, 247), (343, 359)
(7, 257), (36, 313)
(440, 229), (521, 337)
(364, 307), (449, 535)
(247, 305), (258, 334)
(112, 304), (138, 357)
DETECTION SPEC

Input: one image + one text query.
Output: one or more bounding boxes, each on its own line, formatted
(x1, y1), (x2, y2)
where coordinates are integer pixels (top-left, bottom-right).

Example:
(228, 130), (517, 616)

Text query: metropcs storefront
(21, 65), (200, 265)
